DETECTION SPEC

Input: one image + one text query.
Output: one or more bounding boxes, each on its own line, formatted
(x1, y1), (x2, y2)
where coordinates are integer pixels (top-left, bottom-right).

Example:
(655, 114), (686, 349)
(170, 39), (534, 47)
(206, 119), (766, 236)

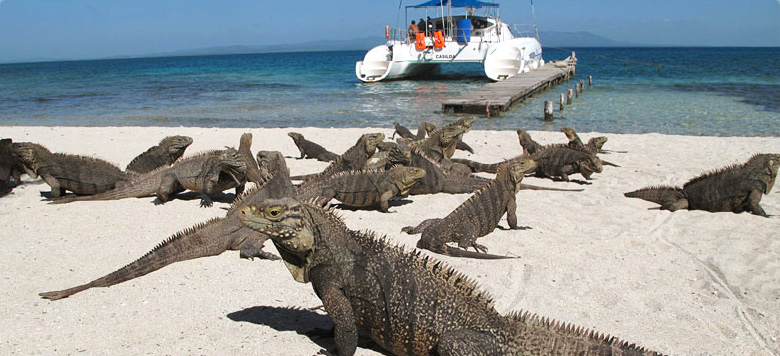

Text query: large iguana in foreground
(12, 142), (129, 198)
(402, 159), (537, 259)
(38, 151), (293, 301)
(296, 165), (426, 212)
(288, 132), (339, 162)
(125, 135), (193, 174)
(625, 153), (779, 216)
(51, 148), (246, 207)
(238, 197), (662, 356)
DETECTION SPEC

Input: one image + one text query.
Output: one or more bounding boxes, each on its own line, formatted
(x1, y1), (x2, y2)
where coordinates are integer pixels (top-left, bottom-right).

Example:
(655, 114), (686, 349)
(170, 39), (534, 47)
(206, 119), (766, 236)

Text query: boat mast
(530, 0), (540, 41)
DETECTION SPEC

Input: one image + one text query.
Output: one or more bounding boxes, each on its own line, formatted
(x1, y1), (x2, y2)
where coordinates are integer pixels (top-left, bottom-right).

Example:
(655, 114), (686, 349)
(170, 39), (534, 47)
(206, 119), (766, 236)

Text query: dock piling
(544, 100), (554, 121)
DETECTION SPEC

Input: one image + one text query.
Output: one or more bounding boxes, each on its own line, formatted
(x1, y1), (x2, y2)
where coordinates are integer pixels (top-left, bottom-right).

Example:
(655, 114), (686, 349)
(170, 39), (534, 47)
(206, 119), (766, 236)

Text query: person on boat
(408, 20), (419, 42)
(426, 16), (434, 35)
(418, 18), (426, 35)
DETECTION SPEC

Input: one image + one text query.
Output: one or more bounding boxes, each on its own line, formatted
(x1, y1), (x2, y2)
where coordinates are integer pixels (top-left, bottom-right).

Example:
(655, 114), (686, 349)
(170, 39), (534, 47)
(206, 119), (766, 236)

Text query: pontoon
(355, 0), (543, 82)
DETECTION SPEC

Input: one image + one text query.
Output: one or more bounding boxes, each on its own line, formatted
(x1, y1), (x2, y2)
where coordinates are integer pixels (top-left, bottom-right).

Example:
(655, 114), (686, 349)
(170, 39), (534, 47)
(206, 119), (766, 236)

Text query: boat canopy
(407, 0), (499, 9)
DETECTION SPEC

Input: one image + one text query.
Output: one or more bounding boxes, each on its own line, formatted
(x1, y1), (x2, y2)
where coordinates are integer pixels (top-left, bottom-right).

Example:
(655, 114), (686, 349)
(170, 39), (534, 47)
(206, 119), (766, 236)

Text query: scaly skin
(411, 117), (475, 162)
(125, 135), (193, 174)
(50, 148), (246, 207)
(292, 132), (385, 182)
(37, 151), (293, 301)
(0, 138), (13, 196)
(288, 132), (339, 162)
(12, 142), (129, 198)
(625, 153), (779, 216)
(529, 147), (603, 184)
(391, 122), (417, 140)
(297, 165), (426, 212)
(238, 133), (266, 184)
(419, 121), (475, 153)
(238, 198), (663, 356)
(402, 159), (537, 259)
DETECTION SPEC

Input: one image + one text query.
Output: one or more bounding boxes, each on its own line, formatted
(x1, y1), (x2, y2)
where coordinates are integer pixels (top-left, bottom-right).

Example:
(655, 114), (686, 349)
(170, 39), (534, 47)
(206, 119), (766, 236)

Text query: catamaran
(355, 0), (543, 83)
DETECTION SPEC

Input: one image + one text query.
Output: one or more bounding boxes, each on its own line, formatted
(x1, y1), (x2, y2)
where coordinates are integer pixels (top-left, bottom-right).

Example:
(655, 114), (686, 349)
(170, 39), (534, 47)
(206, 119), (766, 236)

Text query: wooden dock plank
(442, 61), (575, 115)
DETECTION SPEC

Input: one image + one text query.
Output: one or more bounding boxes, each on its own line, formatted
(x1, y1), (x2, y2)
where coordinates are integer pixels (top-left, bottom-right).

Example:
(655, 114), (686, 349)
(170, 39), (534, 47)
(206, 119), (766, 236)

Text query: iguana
(625, 153), (779, 216)
(238, 197), (662, 356)
(391, 122), (417, 140)
(50, 148), (246, 207)
(410, 117), (475, 163)
(288, 132), (339, 162)
(0, 138), (14, 196)
(517, 129), (545, 155)
(37, 151), (293, 301)
(290, 133), (385, 181)
(419, 121), (475, 154)
(125, 135), (193, 174)
(366, 141), (412, 170)
(237, 133), (266, 184)
(297, 165), (426, 212)
(562, 127), (625, 154)
(529, 147), (603, 184)
(560, 128), (620, 166)
(402, 159), (537, 259)
(12, 142), (129, 198)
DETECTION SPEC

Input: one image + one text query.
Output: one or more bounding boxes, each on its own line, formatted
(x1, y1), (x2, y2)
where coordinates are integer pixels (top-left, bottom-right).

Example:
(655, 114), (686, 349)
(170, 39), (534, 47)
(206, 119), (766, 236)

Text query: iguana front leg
(747, 189), (768, 216)
(378, 189), (396, 213)
(317, 285), (358, 356)
(154, 173), (180, 205)
(40, 173), (64, 197)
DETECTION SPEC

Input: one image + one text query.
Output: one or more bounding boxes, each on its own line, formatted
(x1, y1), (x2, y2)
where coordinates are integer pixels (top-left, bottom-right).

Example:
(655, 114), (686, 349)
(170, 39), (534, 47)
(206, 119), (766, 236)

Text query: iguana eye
(267, 207), (282, 218)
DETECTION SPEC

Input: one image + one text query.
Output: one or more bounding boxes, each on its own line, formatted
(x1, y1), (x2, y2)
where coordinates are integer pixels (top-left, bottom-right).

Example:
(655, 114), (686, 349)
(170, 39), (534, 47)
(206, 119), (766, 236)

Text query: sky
(0, 0), (778, 63)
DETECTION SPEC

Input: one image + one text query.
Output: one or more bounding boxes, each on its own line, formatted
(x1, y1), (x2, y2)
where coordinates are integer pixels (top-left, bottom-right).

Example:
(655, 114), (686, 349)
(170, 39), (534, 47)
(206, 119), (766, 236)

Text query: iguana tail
(48, 172), (162, 204)
(416, 239), (516, 260)
(624, 185), (684, 205)
(39, 217), (243, 300)
(519, 183), (584, 192)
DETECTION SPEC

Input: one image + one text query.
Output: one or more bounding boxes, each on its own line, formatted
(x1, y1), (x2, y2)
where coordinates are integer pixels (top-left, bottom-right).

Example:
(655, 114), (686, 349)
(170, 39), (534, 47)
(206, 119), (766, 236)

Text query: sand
(0, 126), (778, 356)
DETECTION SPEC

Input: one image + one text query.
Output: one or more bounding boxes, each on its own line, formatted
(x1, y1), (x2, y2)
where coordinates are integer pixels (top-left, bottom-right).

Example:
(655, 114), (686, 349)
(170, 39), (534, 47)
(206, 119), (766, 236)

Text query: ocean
(1, 47), (778, 136)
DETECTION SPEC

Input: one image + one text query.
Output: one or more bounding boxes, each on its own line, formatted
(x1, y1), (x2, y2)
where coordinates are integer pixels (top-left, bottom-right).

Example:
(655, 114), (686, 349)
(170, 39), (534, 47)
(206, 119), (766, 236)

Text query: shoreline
(1, 126), (778, 355)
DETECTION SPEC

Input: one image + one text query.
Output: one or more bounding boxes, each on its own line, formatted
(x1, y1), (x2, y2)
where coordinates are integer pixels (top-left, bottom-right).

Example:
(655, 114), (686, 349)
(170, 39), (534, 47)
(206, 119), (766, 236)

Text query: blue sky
(0, 0), (778, 62)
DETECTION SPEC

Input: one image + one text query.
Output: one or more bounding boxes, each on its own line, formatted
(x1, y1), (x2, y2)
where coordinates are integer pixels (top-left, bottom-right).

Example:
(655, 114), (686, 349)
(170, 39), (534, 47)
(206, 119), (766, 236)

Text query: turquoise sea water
(1, 47), (778, 136)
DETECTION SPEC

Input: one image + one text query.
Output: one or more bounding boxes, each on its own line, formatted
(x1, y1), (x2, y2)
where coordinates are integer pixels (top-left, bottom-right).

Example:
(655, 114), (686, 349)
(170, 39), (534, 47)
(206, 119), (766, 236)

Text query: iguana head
(256, 150), (288, 178)
(160, 135), (193, 160)
(588, 136), (608, 152)
(747, 153), (780, 193)
(421, 122), (438, 136)
(219, 149), (247, 185)
(579, 156), (604, 176)
(238, 198), (314, 283)
(11, 142), (50, 178)
(560, 127), (578, 140)
(505, 159), (537, 190)
(287, 132), (304, 143)
(360, 133), (385, 155)
(390, 166), (426, 194)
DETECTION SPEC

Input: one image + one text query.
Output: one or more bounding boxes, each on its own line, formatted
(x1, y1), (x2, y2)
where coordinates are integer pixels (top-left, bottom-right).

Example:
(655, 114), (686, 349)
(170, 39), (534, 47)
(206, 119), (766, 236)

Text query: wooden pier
(442, 56), (576, 116)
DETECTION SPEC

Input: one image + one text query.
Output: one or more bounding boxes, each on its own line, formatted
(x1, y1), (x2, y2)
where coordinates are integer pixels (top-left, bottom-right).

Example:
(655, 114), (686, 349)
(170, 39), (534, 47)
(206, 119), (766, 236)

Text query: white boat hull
(356, 14), (543, 82)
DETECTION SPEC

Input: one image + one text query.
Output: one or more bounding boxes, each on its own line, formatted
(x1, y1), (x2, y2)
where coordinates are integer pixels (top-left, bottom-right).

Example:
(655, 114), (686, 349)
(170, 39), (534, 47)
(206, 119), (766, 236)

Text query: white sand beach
(0, 126), (778, 355)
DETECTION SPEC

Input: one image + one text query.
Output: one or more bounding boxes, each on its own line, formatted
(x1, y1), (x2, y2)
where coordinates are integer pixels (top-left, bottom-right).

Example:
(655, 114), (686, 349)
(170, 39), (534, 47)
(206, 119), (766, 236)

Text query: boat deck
(442, 59), (576, 115)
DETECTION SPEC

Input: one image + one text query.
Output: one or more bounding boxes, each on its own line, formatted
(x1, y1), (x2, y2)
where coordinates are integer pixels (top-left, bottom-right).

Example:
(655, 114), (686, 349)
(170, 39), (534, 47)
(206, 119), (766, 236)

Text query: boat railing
(510, 24), (538, 39)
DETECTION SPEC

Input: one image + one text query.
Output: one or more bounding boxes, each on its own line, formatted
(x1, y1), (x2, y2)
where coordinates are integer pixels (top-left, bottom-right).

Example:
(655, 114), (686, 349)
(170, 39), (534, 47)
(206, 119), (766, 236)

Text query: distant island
(2, 31), (638, 63)
(135, 31), (639, 59)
